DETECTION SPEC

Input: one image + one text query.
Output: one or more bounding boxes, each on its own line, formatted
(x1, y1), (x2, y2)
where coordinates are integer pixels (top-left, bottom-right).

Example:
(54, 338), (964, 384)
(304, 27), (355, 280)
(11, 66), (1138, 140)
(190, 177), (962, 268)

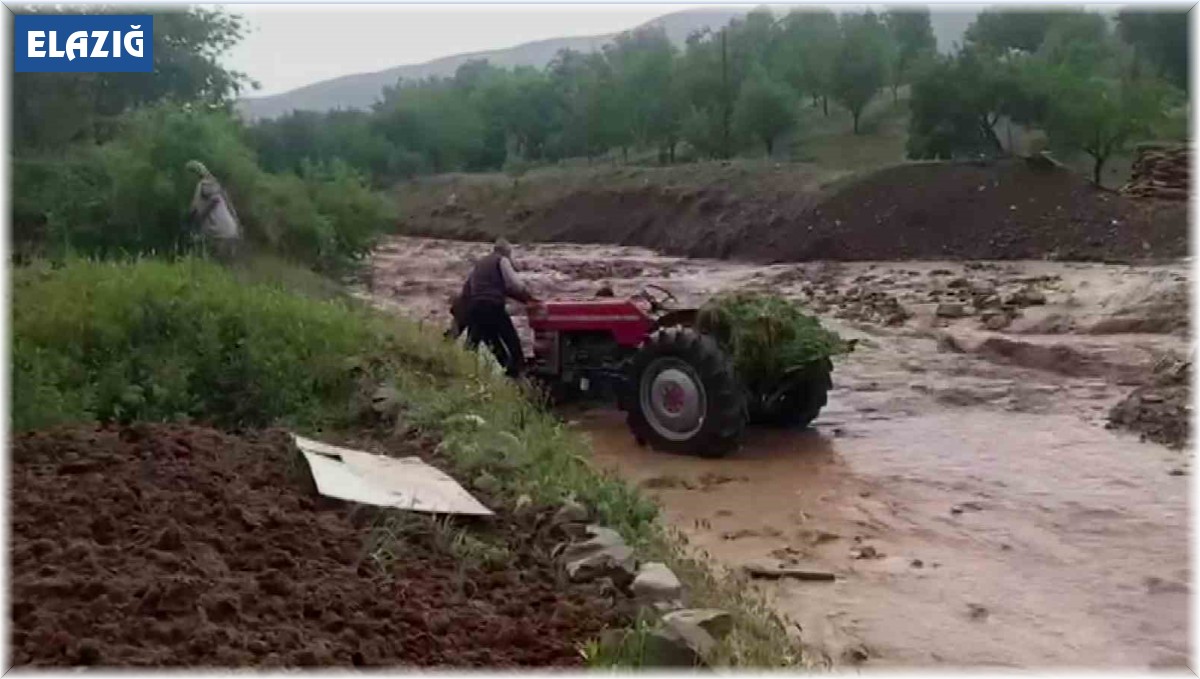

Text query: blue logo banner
(14, 14), (153, 73)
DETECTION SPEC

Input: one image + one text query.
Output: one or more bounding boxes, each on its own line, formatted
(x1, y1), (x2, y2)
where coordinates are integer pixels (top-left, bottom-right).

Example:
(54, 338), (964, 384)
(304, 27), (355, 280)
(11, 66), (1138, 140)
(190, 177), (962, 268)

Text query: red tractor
(524, 285), (834, 457)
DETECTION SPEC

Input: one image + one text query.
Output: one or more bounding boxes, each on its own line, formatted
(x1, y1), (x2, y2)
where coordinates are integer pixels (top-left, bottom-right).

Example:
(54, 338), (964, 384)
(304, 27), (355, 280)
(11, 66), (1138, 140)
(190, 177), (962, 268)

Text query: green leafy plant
(696, 291), (852, 391)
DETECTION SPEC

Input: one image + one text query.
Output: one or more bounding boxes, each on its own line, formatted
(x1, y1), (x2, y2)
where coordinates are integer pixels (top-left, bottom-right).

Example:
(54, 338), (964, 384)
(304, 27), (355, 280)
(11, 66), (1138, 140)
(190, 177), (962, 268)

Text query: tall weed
(12, 258), (398, 430)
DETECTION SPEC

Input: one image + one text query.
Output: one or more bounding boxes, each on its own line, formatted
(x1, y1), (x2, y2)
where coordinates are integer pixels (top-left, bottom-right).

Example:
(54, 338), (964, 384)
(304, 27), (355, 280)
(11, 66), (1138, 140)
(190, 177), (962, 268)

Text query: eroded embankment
(395, 160), (1188, 263)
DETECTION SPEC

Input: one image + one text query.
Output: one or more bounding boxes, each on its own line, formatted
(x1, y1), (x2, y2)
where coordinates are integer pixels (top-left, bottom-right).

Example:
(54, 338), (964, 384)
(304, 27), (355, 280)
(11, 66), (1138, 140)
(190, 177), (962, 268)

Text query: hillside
(237, 8), (745, 121)
(237, 6), (977, 121)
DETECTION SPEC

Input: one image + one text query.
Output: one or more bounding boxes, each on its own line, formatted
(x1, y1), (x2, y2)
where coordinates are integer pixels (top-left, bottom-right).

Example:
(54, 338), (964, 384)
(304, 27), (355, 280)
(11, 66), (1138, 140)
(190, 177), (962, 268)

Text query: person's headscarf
(185, 160), (212, 178)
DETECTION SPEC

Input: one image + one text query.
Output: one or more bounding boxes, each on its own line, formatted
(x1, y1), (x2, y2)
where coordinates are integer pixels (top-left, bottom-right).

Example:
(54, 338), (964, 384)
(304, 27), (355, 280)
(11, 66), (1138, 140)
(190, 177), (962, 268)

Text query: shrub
(12, 104), (393, 271)
(300, 159), (394, 264)
(12, 258), (407, 431)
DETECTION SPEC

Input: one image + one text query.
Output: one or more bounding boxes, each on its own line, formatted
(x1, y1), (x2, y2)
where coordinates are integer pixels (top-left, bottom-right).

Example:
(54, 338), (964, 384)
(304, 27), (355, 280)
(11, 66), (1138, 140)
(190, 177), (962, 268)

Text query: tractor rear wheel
(624, 328), (746, 457)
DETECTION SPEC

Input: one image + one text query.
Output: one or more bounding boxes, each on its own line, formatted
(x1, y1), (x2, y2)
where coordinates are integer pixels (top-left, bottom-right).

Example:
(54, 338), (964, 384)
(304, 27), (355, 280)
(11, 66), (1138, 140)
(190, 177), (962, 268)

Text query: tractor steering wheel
(636, 284), (678, 313)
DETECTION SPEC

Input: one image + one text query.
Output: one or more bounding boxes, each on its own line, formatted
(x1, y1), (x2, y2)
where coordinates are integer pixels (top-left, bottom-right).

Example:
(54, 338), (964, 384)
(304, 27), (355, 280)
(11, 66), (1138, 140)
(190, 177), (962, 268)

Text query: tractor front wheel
(624, 328), (746, 458)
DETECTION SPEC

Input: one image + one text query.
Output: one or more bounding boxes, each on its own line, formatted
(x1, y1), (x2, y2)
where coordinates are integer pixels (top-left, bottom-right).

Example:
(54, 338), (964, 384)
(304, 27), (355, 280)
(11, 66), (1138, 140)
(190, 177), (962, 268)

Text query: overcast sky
(223, 4), (709, 97)
(219, 1), (1137, 98)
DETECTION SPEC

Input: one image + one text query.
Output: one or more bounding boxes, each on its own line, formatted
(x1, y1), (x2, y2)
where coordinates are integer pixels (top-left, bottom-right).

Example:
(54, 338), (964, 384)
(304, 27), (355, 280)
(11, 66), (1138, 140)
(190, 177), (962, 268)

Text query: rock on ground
(643, 609), (734, 667)
(559, 525), (636, 585)
(1108, 360), (1191, 450)
(631, 562), (683, 608)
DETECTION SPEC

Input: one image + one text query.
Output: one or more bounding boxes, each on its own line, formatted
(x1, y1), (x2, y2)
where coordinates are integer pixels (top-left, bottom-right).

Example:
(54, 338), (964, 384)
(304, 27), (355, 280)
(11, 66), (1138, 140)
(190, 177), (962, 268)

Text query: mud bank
(396, 160), (1188, 263)
(1109, 358), (1192, 450)
(363, 235), (1190, 668)
(10, 424), (621, 667)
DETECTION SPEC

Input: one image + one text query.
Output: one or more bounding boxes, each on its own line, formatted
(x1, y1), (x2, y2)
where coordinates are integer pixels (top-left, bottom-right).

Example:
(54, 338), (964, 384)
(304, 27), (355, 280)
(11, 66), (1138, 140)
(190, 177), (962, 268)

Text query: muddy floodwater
(363, 236), (1191, 669)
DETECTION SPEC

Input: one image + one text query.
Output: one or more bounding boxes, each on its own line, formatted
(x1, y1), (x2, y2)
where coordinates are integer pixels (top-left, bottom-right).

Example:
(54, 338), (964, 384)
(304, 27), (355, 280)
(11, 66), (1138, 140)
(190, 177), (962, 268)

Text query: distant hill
(237, 6), (976, 121)
(236, 8), (745, 121)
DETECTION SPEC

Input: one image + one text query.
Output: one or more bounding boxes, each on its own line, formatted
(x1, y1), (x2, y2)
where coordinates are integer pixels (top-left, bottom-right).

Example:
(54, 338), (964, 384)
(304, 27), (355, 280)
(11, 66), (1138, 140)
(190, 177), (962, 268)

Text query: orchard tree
(907, 49), (1030, 158)
(1117, 10), (1189, 90)
(1037, 11), (1118, 72)
(832, 12), (892, 134)
(679, 27), (736, 158)
(373, 79), (485, 173)
(680, 105), (726, 159)
(12, 5), (254, 149)
(733, 66), (796, 156)
(546, 49), (622, 160)
(776, 9), (840, 115)
(964, 9), (1063, 54)
(605, 26), (681, 161)
(883, 7), (937, 102)
(1041, 69), (1168, 184)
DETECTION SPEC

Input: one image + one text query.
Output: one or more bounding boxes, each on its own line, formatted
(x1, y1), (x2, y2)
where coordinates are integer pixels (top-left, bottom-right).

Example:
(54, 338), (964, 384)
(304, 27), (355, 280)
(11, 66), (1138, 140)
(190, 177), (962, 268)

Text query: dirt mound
(1108, 360), (1191, 450)
(9, 424), (620, 667)
(516, 185), (769, 260)
(740, 160), (1187, 263)
(408, 160), (1186, 264)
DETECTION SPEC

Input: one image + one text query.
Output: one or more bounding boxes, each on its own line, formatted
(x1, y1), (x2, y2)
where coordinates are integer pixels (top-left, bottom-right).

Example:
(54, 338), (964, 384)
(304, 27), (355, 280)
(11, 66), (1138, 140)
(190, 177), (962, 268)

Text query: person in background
(185, 160), (242, 263)
(459, 238), (536, 378)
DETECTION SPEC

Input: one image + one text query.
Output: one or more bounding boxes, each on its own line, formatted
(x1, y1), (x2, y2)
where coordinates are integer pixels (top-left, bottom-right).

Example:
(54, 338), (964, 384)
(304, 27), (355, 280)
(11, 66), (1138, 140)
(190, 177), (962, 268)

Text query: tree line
(249, 6), (1187, 185)
(251, 7), (924, 176)
(908, 8), (1187, 183)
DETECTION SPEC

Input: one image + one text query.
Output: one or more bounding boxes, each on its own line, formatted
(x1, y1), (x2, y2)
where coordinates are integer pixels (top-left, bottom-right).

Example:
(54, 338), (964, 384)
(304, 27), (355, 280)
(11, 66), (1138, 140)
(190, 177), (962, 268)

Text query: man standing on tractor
(459, 238), (536, 378)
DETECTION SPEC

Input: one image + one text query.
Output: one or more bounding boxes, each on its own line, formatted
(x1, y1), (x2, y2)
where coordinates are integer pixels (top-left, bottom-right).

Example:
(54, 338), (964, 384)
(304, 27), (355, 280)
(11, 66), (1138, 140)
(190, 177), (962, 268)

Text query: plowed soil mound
(10, 424), (620, 667)
(403, 160), (1188, 263)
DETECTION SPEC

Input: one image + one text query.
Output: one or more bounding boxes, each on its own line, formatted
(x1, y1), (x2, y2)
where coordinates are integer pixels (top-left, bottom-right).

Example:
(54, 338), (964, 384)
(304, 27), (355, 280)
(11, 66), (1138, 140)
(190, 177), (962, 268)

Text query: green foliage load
(695, 292), (851, 390)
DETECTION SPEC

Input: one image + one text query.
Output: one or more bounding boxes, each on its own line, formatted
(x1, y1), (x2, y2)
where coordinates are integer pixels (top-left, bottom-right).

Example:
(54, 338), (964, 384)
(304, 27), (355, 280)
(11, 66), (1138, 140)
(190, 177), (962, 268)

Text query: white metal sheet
(293, 434), (493, 516)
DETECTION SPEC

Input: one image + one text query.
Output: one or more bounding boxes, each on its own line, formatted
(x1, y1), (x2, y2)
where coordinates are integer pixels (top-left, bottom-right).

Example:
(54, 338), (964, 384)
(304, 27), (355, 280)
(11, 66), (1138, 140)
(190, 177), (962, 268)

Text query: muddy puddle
(363, 236), (1191, 669)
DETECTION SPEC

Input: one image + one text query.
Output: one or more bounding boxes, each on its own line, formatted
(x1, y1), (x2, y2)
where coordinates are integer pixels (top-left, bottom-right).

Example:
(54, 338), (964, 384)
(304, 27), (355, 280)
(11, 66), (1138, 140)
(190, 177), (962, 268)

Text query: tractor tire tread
(624, 327), (746, 458)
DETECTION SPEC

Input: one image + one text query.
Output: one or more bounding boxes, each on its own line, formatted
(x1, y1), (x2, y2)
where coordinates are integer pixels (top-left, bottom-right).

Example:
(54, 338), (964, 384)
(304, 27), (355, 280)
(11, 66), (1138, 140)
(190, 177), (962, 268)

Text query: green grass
(790, 92), (912, 172)
(12, 257), (801, 668)
(13, 256), (402, 431)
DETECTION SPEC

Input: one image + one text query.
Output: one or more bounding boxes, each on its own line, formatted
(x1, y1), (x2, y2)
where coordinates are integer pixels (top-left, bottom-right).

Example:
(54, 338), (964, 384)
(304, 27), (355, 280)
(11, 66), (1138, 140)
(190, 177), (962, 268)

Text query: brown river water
(362, 236), (1191, 669)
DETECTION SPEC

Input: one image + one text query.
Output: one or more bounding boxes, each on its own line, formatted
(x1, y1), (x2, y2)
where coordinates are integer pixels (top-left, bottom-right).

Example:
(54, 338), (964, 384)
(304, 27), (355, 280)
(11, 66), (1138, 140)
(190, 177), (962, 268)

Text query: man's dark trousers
(465, 300), (524, 378)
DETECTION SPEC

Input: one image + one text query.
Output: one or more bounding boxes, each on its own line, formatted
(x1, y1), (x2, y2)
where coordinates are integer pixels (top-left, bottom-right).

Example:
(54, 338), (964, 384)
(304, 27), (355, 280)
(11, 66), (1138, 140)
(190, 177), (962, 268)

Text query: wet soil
(398, 159), (1188, 263)
(748, 159), (1188, 263)
(9, 423), (621, 667)
(363, 235), (1190, 669)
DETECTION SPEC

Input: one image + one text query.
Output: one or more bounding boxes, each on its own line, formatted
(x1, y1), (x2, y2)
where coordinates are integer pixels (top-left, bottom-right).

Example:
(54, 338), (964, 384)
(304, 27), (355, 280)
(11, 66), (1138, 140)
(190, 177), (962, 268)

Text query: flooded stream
(364, 236), (1191, 669)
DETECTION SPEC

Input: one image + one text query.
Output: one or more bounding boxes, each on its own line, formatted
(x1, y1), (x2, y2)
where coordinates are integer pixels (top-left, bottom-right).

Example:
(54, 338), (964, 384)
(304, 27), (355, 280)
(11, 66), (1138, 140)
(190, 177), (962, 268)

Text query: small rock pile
(1108, 358), (1191, 450)
(798, 283), (910, 327)
(554, 521), (736, 667)
(1121, 146), (1190, 201)
(927, 274), (1055, 330)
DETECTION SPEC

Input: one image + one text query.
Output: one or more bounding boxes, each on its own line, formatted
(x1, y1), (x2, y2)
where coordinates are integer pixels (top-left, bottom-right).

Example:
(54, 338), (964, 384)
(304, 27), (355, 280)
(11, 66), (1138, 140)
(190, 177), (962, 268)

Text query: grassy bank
(12, 256), (801, 667)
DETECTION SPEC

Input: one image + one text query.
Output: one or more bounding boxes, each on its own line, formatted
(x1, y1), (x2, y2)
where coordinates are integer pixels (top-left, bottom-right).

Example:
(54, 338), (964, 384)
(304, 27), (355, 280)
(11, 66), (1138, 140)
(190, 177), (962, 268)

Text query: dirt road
(363, 235), (1190, 669)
